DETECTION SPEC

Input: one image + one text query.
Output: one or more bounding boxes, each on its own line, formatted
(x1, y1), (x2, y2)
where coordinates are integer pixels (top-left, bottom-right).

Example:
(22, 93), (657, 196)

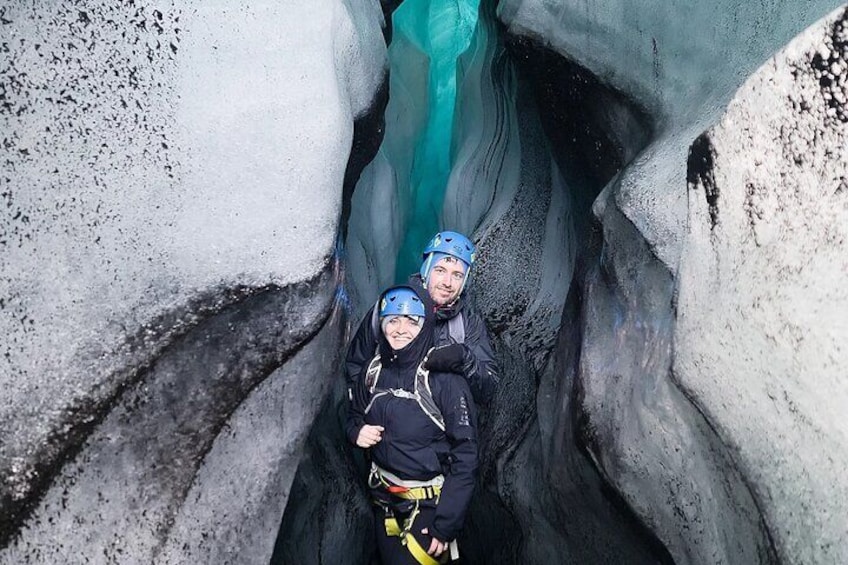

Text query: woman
(346, 285), (478, 565)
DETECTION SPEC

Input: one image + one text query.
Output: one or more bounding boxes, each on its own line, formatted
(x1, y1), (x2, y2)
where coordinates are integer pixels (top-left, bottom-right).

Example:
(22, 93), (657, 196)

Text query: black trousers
(374, 505), (446, 565)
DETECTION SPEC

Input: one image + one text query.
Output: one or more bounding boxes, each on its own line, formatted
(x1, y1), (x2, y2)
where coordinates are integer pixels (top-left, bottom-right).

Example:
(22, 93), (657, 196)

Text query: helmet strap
(420, 253), (435, 284)
(457, 272), (470, 298)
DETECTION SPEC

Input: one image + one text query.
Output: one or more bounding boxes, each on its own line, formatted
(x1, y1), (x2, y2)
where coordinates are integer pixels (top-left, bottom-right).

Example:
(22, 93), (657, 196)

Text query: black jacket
(345, 292), (478, 542)
(345, 274), (499, 405)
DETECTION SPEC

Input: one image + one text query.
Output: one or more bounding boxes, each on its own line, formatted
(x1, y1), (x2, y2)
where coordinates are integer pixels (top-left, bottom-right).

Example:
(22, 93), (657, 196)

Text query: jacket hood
(377, 284), (435, 369)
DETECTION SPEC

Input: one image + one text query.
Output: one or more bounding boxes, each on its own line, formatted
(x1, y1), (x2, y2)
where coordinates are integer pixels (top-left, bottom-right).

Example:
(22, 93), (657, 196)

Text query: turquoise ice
(392, 0), (481, 280)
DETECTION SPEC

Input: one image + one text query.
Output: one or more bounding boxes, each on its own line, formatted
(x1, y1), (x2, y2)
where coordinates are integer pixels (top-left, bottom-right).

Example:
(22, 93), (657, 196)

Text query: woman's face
(382, 315), (422, 350)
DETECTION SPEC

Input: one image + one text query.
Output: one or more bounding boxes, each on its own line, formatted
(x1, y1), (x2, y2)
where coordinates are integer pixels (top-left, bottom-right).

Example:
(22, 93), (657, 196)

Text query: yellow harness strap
(391, 484), (441, 501)
(370, 465), (442, 501)
(405, 531), (441, 565)
(384, 516), (402, 537)
(382, 502), (442, 565)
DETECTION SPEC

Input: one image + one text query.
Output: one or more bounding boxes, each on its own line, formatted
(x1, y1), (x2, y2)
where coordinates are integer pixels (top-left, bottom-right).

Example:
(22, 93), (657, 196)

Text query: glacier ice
(498, 0), (845, 266)
(345, 0), (482, 297)
(391, 0), (481, 278)
(676, 8), (848, 562)
(0, 0), (386, 560)
(490, 0), (848, 563)
(4, 0), (848, 562)
(445, 3), (675, 562)
(344, 27), (428, 319)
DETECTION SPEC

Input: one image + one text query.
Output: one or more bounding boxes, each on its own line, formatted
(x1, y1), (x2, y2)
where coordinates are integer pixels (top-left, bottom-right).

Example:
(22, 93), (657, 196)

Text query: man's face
(426, 256), (467, 306)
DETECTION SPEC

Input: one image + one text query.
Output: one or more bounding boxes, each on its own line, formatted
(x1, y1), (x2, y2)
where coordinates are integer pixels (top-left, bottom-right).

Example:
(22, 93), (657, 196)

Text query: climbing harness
(370, 463), (449, 565)
(379, 500), (441, 565)
(377, 501), (461, 564)
(369, 462), (444, 501)
(359, 316), (466, 563)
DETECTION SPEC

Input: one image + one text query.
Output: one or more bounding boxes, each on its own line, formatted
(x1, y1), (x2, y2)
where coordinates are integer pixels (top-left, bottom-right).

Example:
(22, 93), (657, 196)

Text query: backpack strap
(414, 351), (446, 431)
(363, 351), (446, 432)
(447, 311), (465, 344)
(365, 354), (382, 393)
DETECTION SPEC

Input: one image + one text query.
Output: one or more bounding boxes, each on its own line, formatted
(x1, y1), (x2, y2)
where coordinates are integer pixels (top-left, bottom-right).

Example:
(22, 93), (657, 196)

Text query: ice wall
(0, 1), (386, 561)
(676, 10), (848, 562)
(499, 0), (844, 266)
(488, 1), (848, 563)
(344, 26), (428, 318)
(446, 3), (674, 562)
(345, 0), (482, 312)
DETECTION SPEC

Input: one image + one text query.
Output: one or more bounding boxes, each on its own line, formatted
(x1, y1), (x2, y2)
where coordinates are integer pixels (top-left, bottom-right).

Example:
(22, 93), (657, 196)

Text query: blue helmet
(419, 231), (476, 281)
(379, 286), (426, 319)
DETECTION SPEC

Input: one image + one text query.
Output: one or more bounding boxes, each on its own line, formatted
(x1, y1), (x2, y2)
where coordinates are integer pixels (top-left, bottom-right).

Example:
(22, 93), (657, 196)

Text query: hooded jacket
(345, 273), (499, 405)
(345, 287), (478, 543)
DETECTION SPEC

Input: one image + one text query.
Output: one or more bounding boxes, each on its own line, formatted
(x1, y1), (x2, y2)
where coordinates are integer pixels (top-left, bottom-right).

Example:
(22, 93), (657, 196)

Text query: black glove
(424, 344), (466, 374)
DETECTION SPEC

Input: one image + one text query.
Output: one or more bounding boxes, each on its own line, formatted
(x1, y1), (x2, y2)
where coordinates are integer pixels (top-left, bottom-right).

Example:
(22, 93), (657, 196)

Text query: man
(346, 231), (499, 406)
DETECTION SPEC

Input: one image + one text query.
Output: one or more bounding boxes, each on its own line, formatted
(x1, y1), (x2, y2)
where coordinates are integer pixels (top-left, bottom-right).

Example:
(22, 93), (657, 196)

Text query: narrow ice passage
(280, 0), (848, 562)
(276, 1), (672, 563)
(389, 0), (482, 278)
(4, 1), (847, 564)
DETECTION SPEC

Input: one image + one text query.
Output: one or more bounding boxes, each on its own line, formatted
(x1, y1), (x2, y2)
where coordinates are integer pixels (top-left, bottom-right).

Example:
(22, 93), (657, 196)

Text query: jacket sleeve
(459, 309), (499, 406)
(344, 305), (378, 446)
(344, 363), (370, 446)
(345, 304), (378, 391)
(430, 376), (478, 542)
